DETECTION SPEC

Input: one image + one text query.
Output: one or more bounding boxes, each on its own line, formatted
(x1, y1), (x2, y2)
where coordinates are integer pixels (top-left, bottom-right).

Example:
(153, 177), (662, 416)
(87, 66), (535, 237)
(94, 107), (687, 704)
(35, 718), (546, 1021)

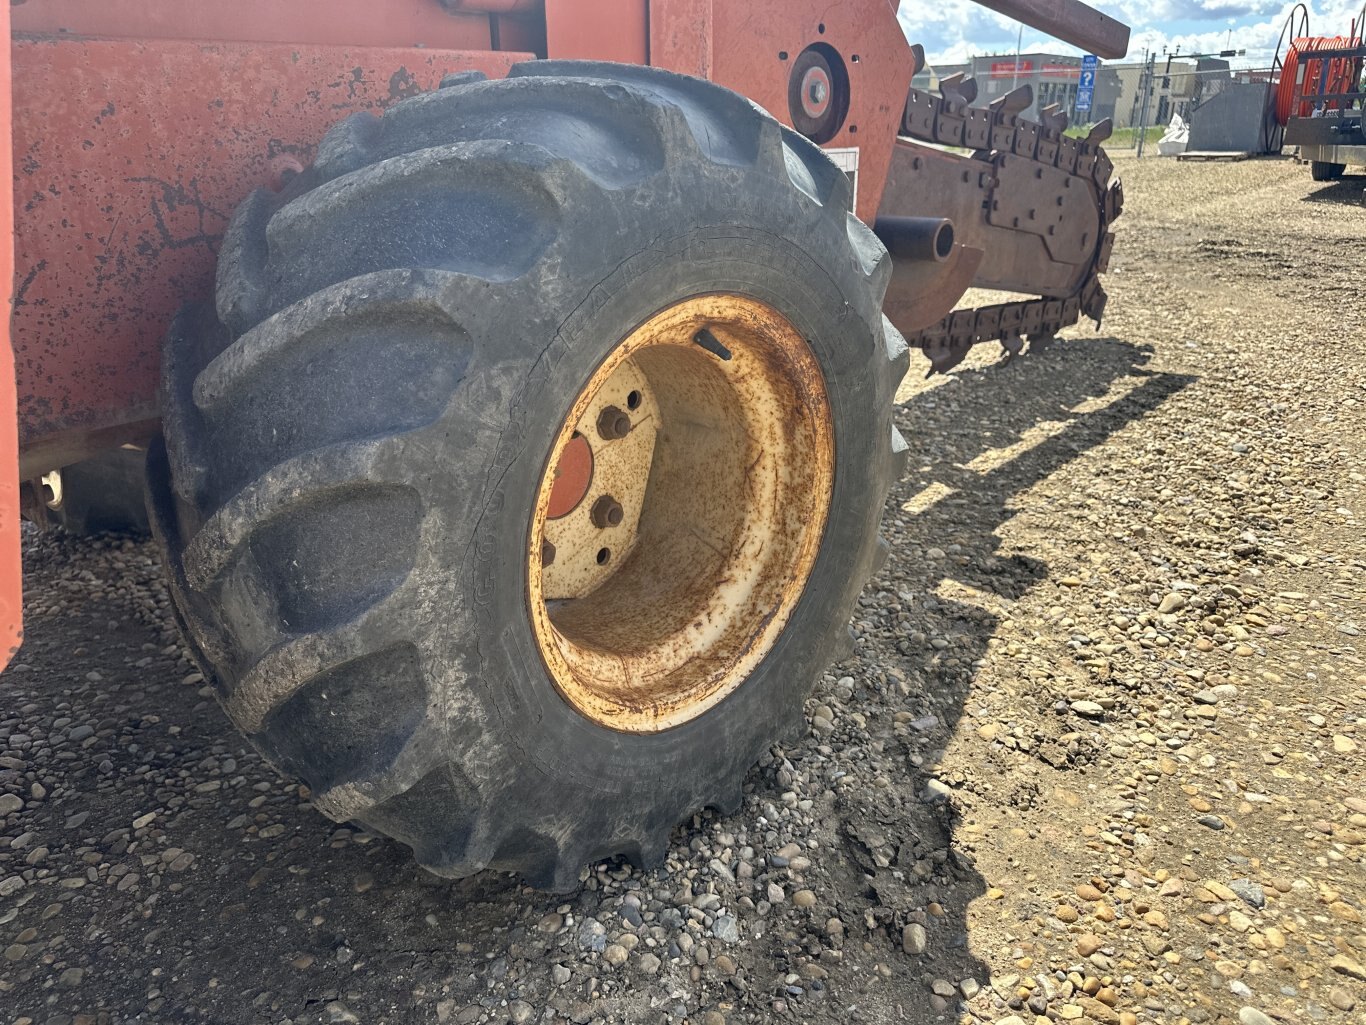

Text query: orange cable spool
(1276, 35), (1364, 125)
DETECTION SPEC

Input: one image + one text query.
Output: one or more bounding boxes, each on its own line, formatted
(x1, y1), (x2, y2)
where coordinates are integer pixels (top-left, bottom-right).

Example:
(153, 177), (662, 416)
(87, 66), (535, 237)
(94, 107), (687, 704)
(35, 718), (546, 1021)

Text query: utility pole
(1011, 21), (1024, 91)
(1163, 48), (1175, 127)
(1135, 51), (1156, 157)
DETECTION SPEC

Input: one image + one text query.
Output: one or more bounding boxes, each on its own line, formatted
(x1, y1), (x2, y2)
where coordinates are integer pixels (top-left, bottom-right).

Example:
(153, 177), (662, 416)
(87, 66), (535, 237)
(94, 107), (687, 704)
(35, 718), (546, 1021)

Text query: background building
(918, 53), (1118, 125)
(1104, 57), (1231, 128)
(915, 52), (1235, 131)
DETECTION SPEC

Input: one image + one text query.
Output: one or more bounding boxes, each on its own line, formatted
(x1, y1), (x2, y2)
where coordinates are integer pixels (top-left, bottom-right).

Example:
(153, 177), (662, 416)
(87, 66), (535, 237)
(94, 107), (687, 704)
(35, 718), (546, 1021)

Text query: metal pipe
(872, 217), (956, 263)
(971, 0), (1131, 59)
(1136, 52), (1155, 158)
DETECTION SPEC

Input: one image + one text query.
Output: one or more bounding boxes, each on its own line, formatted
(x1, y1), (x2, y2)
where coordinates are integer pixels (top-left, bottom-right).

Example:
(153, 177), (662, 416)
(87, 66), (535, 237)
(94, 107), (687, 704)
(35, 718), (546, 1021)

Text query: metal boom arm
(974, 0), (1131, 58)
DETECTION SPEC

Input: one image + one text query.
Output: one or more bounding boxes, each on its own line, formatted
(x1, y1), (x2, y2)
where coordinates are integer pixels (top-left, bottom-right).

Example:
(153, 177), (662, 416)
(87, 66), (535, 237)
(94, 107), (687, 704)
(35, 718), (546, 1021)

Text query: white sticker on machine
(823, 147), (859, 211)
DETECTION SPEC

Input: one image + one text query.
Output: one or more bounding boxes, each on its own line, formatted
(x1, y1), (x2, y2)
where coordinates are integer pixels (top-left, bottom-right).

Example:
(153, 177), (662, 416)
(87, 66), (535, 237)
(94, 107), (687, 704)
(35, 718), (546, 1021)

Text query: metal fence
(1082, 66), (1278, 154)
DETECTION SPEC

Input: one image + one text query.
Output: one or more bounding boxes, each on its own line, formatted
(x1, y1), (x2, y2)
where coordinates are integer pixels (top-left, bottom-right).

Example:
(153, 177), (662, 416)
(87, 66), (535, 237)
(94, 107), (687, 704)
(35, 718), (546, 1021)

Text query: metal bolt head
(597, 406), (632, 440)
(591, 495), (624, 529)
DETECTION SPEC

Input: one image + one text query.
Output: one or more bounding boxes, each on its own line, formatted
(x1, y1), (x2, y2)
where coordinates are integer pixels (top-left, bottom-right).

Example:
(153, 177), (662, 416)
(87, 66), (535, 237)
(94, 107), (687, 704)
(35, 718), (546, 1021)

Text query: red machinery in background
(1268, 3), (1366, 180)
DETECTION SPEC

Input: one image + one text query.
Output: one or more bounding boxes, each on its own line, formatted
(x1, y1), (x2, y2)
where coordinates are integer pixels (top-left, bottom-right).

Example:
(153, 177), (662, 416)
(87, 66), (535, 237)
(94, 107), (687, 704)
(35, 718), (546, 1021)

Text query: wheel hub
(528, 294), (834, 733)
(540, 359), (658, 600)
(800, 66), (832, 118)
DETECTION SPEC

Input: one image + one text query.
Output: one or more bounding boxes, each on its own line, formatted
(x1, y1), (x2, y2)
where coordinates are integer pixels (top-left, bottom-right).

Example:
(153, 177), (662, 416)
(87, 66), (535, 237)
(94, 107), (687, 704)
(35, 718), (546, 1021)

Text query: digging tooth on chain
(1040, 104), (1070, 135)
(897, 82), (1122, 374)
(1086, 118), (1115, 145)
(908, 43), (927, 77)
(939, 73), (979, 106)
(990, 84), (1034, 119)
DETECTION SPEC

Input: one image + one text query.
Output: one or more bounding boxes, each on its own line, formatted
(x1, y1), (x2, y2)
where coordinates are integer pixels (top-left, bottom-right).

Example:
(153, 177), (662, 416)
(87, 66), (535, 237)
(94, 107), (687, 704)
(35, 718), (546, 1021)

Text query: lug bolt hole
(596, 547), (611, 565)
(626, 390), (642, 410)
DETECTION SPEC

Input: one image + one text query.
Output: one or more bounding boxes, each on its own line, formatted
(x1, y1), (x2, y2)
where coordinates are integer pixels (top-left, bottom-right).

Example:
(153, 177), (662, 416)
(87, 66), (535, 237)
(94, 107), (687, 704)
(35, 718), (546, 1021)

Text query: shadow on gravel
(1299, 176), (1366, 205)
(829, 337), (1197, 1024)
(0, 338), (1195, 1025)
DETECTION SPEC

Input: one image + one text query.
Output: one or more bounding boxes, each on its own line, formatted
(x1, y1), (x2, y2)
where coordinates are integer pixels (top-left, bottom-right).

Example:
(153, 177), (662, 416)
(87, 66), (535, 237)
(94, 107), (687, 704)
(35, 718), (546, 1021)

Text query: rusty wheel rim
(527, 294), (835, 733)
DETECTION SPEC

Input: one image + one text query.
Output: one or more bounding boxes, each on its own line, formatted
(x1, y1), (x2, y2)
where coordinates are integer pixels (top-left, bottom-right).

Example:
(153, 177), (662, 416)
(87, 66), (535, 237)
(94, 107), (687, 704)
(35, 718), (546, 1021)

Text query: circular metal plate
(527, 294), (834, 733)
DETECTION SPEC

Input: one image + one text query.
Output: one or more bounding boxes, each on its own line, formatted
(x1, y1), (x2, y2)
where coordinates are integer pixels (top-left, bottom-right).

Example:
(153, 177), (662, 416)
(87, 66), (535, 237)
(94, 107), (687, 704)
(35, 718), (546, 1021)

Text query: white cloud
(900, 0), (1365, 65)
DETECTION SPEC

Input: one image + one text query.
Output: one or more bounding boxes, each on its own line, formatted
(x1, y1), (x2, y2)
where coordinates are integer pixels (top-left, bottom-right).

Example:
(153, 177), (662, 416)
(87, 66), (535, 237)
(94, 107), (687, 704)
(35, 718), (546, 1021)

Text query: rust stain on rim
(527, 294), (834, 733)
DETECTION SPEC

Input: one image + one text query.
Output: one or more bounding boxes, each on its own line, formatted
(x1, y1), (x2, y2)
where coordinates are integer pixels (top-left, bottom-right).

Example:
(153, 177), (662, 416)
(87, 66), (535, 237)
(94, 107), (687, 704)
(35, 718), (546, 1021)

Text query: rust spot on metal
(387, 67), (423, 101)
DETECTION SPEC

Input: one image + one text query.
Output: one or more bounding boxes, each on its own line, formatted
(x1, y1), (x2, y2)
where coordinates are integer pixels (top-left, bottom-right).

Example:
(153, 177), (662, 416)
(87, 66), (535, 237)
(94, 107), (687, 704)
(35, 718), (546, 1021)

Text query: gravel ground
(1, 155), (1364, 1025)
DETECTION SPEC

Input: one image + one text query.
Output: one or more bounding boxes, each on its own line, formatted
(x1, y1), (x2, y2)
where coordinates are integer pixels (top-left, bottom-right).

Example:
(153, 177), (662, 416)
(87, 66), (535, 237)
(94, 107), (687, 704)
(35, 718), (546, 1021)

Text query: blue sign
(1076, 54), (1099, 112)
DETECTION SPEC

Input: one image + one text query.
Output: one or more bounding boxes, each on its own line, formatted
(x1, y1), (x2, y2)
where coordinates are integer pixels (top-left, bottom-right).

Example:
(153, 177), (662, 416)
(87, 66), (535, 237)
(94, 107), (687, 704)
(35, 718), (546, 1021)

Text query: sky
(899, 0), (1365, 69)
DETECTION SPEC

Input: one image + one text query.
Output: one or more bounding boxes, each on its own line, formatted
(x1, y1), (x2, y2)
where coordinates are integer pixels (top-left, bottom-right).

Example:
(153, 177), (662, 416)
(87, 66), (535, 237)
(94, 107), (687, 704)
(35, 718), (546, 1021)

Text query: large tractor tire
(1310, 159), (1346, 181)
(147, 62), (907, 890)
